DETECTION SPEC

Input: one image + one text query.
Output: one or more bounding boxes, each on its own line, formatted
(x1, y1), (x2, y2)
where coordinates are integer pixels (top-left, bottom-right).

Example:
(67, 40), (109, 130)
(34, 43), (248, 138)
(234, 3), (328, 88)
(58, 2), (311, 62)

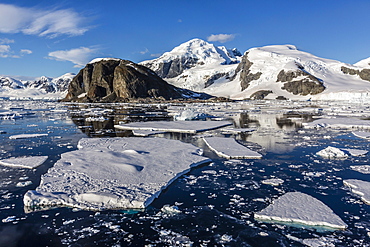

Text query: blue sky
(1, 0), (370, 78)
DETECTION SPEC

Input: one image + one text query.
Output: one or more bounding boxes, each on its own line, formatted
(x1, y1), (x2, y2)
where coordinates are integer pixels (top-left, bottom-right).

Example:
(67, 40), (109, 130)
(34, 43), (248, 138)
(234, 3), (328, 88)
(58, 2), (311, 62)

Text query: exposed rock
(341, 66), (370, 82)
(277, 69), (325, 95)
(231, 53), (262, 90)
(63, 59), (202, 102)
(204, 72), (228, 88)
(250, 90), (273, 100)
(146, 57), (200, 78)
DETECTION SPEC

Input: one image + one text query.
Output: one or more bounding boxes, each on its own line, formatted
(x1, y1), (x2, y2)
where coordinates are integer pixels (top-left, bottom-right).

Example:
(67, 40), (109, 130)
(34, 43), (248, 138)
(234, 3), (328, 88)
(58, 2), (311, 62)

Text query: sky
(1, 0), (370, 79)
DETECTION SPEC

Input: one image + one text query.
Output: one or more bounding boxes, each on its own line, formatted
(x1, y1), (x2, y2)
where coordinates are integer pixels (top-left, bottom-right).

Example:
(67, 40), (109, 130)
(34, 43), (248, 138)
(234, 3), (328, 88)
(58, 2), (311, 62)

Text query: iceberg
(24, 137), (210, 211)
(202, 136), (262, 159)
(0, 156), (48, 169)
(316, 146), (368, 159)
(114, 120), (232, 133)
(254, 192), (347, 230)
(343, 179), (370, 204)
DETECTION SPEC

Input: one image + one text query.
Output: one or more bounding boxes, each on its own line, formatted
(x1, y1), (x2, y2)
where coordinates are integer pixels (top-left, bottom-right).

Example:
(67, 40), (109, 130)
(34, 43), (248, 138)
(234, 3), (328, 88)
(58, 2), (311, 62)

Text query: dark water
(0, 100), (369, 246)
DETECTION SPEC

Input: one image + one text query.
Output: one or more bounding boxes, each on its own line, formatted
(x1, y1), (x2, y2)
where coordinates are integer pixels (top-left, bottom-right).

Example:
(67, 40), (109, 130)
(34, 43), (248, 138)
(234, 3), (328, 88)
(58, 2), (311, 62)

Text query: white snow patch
(115, 120), (232, 134)
(343, 179), (370, 204)
(350, 165), (370, 174)
(88, 58), (121, 64)
(24, 137), (210, 211)
(9, 133), (48, 139)
(0, 156), (48, 169)
(254, 192), (347, 230)
(202, 137), (262, 159)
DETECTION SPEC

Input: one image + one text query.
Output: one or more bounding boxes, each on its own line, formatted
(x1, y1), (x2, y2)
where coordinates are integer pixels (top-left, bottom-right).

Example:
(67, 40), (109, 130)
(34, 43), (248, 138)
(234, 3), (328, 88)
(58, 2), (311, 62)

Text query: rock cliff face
(277, 69), (325, 95)
(341, 66), (370, 82)
(63, 59), (190, 102)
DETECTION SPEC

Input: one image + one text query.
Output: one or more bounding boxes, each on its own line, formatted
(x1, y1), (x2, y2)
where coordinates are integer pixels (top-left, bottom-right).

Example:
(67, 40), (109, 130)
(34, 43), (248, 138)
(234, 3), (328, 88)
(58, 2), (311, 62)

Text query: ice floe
(303, 117), (370, 129)
(343, 179), (370, 204)
(0, 156), (48, 169)
(9, 133), (48, 139)
(132, 130), (166, 137)
(352, 131), (370, 139)
(350, 165), (370, 174)
(24, 137), (210, 211)
(202, 136), (262, 159)
(172, 109), (214, 121)
(114, 120), (232, 133)
(316, 146), (368, 159)
(254, 192), (347, 230)
(261, 178), (284, 186)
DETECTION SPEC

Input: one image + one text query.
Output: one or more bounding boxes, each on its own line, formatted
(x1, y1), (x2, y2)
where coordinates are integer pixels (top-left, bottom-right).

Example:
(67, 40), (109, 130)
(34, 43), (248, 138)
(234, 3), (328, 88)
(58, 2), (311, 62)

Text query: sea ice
(114, 120), (232, 133)
(24, 137), (210, 211)
(261, 178), (284, 186)
(316, 146), (368, 159)
(220, 127), (256, 134)
(254, 192), (347, 230)
(132, 130), (166, 137)
(202, 137), (262, 159)
(9, 133), (48, 139)
(303, 117), (370, 129)
(352, 131), (370, 139)
(0, 156), (48, 169)
(172, 109), (214, 121)
(350, 165), (370, 174)
(343, 179), (370, 204)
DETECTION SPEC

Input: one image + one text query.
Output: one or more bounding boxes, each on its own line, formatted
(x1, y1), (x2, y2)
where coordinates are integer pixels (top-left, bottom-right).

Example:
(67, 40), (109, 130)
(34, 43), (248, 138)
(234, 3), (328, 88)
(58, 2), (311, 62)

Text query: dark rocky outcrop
(341, 66), (370, 82)
(63, 59), (208, 102)
(144, 57), (201, 79)
(249, 90), (273, 100)
(204, 72), (228, 88)
(277, 69), (325, 96)
(230, 53), (262, 91)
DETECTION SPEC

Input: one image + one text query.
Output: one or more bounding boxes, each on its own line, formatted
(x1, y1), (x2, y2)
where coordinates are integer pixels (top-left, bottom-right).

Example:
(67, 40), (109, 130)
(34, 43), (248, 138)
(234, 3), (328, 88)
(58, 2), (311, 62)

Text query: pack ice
(202, 137), (262, 159)
(24, 137), (210, 211)
(316, 146), (368, 159)
(343, 179), (370, 204)
(254, 192), (347, 230)
(303, 117), (370, 129)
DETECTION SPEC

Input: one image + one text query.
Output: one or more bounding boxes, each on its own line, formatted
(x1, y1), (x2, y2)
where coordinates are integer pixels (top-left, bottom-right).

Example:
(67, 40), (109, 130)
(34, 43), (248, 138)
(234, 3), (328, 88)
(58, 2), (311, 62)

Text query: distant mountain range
(0, 73), (75, 99)
(2, 38), (370, 101)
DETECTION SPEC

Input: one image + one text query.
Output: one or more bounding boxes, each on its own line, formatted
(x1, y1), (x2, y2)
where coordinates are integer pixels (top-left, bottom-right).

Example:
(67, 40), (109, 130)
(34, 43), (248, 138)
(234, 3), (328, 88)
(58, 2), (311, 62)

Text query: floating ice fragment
(352, 131), (370, 139)
(303, 117), (370, 129)
(24, 137), (210, 211)
(350, 165), (370, 174)
(132, 130), (166, 137)
(161, 205), (181, 215)
(202, 137), (262, 159)
(16, 181), (33, 187)
(261, 178), (284, 186)
(2, 216), (17, 223)
(0, 156), (48, 169)
(9, 133), (48, 139)
(343, 179), (370, 204)
(316, 146), (348, 159)
(173, 109), (214, 121)
(342, 148), (368, 156)
(254, 192), (347, 230)
(220, 127), (256, 134)
(115, 120), (232, 133)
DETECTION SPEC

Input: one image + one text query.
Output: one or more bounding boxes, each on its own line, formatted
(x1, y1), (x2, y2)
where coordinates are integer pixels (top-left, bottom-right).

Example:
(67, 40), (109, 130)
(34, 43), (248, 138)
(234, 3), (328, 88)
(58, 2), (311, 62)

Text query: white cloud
(0, 45), (11, 57)
(140, 48), (149, 55)
(0, 38), (15, 44)
(207, 34), (235, 43)
(20, 49), (32, 55)
(0, 4), (90, 38)
(47, 47), (99, 67)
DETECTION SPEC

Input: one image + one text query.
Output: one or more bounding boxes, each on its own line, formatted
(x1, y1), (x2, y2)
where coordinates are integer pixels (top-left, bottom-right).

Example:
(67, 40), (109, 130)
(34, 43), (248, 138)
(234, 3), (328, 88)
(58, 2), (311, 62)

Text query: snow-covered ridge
(88, 58), (121, 64)
(0, 73), (75, 100)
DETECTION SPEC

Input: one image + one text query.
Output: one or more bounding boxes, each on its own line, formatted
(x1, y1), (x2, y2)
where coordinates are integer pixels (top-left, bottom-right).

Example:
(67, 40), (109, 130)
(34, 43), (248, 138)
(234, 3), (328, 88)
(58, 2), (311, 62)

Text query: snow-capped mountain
(0, 73), (75, 99)
(142, 40), (370, 101)
(140, 38), (242, 92)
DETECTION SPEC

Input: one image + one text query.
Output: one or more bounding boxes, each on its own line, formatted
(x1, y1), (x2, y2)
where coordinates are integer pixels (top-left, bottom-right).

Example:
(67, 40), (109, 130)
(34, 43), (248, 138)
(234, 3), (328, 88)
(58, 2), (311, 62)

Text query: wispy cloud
(0, 45), (11, 57)
(139, 48), (149, 55)
(47, 47), (99, 67)
(0, 38), (15, 44)
(20, 49), (32, 55)
(0, 4), (90, 38)
(207, 34), (236, 43)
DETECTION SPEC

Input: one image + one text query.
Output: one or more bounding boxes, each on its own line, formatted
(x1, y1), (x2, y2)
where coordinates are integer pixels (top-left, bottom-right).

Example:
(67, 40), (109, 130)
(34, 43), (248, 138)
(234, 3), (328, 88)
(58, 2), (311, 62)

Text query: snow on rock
(88, 58), (121, 64)
(9, 133), (48, 139)
(303, 117), (370, 129)
(24, 137), (210, 211)
(202, 136), (262, 159)
(316, 146), (367, 159)
(0, 156), (48, 169)
(114, 120), (232, 134)
(254, 192), (347, 230)
(350, 165), (370, 174)
(261, 178), (284, 186)
(352, 131), (370, 139)
(343, 179), (370, 204)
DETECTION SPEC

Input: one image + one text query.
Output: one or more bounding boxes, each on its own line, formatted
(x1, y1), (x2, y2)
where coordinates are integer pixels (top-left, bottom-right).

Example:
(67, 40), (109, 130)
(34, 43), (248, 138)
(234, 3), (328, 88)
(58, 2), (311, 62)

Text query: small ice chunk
(0, 130), (6, 134)
(115, 120), (232, 133)
(161, 205), (181, 215)
(352, 131), (370, 139)
(16, 181), (33, 187)
(220, 127), (256, 134)
(341, 148), (368, 156)
(303, 118), (370, 129)
(316, 146), (348, 159)
(350, 165), (370, 174)
(24, 138), (210, 211)
(2, 216), (17, 223)
(9, 133), (48, 139)
(254, 192), (347, 230)
(202, 137), (262, 159)
(343, 179), (370, 204)
(173, 109), (214, 121)
(261, 178), (284, 186)
(0, 156), (48, 169)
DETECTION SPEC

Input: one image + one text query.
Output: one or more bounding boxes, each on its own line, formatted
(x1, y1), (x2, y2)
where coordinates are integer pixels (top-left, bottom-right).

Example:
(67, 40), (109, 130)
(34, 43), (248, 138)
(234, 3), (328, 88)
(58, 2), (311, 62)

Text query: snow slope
(0, 73), (75, 100)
